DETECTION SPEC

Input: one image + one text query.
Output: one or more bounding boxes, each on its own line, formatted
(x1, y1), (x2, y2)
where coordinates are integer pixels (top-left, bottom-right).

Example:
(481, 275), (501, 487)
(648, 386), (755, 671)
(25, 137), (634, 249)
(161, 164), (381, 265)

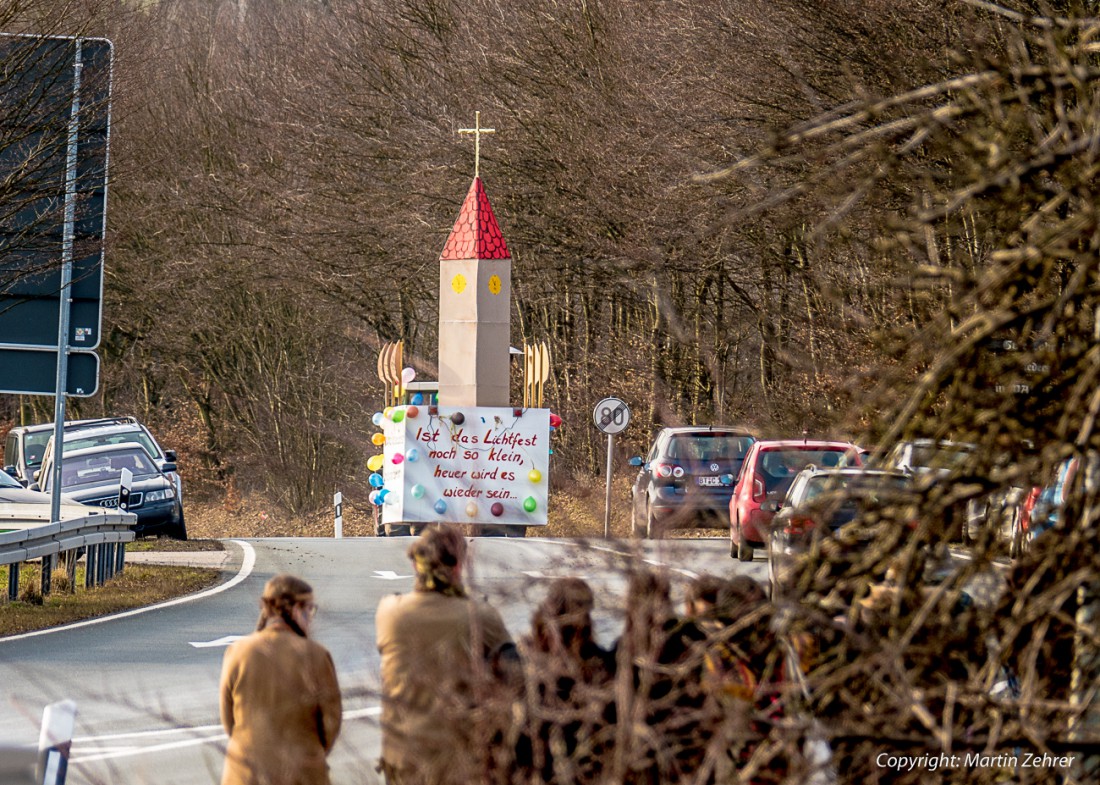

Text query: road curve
(0, 536), (759, 785)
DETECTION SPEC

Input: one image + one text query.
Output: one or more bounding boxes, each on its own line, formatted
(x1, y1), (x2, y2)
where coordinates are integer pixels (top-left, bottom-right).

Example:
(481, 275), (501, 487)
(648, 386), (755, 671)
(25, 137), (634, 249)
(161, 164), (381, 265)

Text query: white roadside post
(38, 699), (76, 785)
(334, 491), (343, 539)
(593, 397), (631, 540)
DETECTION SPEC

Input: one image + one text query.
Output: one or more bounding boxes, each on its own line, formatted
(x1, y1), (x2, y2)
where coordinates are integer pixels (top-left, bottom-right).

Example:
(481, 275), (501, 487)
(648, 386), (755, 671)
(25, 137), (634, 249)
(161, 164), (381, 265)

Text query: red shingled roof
(440, 177), (510, 260)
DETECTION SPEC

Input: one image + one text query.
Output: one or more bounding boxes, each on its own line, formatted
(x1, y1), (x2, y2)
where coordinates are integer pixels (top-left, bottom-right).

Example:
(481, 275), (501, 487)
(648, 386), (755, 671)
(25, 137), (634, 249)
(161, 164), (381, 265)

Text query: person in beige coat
(219, 574), (342, 785)
(375, 525), (512, 785)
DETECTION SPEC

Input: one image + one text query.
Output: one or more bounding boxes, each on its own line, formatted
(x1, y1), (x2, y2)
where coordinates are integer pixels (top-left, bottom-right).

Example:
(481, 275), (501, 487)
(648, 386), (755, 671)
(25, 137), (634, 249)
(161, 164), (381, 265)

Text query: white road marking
(188, 635), (247, 649)
(0, 540), (257, 643)
(372, 570), (410, 580)
(71, 706), (381, 763)
(575, 543), (699, 578)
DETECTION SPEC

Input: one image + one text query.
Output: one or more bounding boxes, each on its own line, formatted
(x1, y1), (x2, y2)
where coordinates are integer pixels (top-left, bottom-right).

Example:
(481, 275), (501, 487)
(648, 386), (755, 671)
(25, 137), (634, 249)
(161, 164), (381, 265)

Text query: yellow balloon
(371, 433), (386, 446)
(367, 454), (384, 472)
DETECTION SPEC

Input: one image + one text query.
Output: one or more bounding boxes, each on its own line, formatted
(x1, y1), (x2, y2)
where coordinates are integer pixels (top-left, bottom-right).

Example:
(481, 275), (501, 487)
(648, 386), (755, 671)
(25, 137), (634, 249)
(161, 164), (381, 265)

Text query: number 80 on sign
(593, 397), (631, 435)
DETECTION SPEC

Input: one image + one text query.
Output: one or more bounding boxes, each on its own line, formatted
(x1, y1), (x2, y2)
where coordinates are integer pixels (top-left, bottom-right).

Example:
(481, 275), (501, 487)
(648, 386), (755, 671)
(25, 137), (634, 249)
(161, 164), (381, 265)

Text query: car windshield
(59, 448), (160, 489)
(666, 434), (753, 463)
(63, 431), (161, 460)
(25, 431), (51, 468)
(910, 443), (973, 470)
(803, 473), (912, 502)
(759, 449), (853, 493)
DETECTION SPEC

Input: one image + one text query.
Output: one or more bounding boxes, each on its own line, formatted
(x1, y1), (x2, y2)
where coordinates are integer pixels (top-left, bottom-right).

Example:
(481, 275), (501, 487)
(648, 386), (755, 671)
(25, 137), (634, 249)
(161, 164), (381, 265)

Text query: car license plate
(697, 476), (721, 487)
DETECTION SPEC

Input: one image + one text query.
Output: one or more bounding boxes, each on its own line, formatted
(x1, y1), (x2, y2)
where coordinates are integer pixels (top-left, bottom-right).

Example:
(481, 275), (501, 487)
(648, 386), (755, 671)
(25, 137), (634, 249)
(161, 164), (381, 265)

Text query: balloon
(465, 502), (478, 518)
(451, 412), (465, 425)
(377, 489), (390, 504)
(372, 412), (384, 426)
(384, 492), (397, 505)
(411, 393), (425, 405)
(490, 502), (504, 517)
(434, 499), (447, 514)
(528, 469), (542, 484)
(367, 454), (384, 472)
(392, 453), (405, 465)
(392, 409), (406, 423)
(523, 496), (537, 513)
(549, 413), (562, 428)
(406, 448), (420, 462)
(411, 484), (426, 499)
(371, 433), (386, 446)
(432, 393), (438, 404)
(406, 405), (419, 419)
(369, 490), (381, 505)
(401, 367), (416, 384)
(369, 473), (384, 488)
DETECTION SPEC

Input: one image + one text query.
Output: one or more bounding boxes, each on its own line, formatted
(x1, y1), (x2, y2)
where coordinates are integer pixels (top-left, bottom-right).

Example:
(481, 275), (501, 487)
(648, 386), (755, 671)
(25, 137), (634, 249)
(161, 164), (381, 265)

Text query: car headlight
(144, 487), (176, 503)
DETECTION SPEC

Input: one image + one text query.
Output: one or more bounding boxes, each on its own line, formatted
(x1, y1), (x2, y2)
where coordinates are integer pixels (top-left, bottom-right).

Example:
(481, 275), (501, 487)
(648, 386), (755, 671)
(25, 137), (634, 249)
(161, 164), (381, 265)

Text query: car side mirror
(28, 482), (40, 492)
(160, 462), (178, 474)
(164, 449), (178, 462)
(628, 456), (643, 467)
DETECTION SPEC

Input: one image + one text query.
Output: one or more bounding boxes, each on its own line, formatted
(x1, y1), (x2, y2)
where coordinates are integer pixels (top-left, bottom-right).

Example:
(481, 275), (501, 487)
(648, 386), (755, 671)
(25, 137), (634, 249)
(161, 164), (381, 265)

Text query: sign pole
(49, 39), (84, 527)
(604, 433), (614, 539)
(593, 397), (631, 541)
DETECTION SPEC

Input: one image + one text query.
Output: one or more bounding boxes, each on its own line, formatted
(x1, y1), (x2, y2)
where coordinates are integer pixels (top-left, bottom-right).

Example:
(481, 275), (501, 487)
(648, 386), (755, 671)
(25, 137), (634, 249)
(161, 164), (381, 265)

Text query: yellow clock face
(451, 274), (467, 294)
(488, 274), (502, 295)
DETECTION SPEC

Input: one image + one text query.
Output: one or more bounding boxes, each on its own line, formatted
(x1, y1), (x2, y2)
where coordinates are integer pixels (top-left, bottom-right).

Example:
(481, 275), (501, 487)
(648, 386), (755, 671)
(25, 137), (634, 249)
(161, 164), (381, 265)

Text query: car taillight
(655, 463), (679, 479)
(785, 516), (815, 536)
(752, 478), (765, 502)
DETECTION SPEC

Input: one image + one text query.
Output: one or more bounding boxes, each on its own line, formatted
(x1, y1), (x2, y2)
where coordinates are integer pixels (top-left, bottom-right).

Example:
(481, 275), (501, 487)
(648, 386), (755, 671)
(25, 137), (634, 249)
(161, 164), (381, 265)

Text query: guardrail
(0, 510), (137, 601)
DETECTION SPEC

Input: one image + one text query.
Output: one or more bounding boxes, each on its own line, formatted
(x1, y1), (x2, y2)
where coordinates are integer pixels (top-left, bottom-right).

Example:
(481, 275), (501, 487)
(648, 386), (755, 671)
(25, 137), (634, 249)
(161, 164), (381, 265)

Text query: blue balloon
(372, 412), (384, 426)
(377, 489), (390, 504)
(369, 473), (384, 488)
(406, 448), (420, 463)
(411, 393), (425, 405)
(434, 499), (447, 514)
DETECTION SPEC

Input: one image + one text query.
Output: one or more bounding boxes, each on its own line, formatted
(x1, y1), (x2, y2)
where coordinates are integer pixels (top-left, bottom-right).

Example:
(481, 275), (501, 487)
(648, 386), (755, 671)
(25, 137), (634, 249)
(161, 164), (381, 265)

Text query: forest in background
(0, 0), (1091, 519)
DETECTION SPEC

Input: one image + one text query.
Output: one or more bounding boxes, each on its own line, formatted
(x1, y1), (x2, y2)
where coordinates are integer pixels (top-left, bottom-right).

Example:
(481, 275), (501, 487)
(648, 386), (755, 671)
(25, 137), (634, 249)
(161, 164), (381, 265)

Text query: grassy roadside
(0, 559), (222, 637)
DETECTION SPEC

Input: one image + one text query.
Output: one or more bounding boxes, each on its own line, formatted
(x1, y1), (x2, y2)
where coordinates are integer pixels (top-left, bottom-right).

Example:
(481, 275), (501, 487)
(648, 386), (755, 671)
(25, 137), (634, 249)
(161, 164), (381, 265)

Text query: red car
(729, 439), (862, 561)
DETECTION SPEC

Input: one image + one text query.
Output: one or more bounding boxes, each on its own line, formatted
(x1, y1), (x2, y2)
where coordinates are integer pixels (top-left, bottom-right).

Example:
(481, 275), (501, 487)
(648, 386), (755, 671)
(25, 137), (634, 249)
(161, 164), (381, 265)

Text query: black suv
(629, 426), (755, 538)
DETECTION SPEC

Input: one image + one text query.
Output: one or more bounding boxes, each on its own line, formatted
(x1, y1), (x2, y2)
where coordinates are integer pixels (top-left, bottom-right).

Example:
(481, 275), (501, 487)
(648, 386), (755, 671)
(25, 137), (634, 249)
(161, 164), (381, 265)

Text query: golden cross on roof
(458, 111), (495, 178)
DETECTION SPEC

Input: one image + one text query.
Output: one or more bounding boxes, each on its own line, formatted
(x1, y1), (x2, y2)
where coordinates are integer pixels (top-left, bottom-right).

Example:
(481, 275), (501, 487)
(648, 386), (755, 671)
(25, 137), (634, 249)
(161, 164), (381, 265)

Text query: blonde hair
(257, 574), (314, 636)
(407, 525), (467, 596)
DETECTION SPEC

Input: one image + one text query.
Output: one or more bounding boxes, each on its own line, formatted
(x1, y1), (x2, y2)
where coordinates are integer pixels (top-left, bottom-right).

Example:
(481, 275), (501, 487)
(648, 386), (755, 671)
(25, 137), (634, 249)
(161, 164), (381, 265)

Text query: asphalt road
(0, 535), (756, 785)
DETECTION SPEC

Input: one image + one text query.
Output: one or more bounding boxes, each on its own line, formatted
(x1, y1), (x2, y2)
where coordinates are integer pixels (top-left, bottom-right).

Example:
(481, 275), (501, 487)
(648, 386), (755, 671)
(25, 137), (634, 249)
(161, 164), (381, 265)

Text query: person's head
(684, 574), (726, 617)
(531, 577), (596, 655)
(711, 575), (767, 619)
(257, 574), (316, 637)
(408, 524), (467, 596)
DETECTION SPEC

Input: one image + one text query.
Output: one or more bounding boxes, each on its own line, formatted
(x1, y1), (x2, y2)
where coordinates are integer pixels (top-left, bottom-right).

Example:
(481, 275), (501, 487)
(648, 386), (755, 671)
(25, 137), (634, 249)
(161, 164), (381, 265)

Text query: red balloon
(549, 413), (563, 428)
(490, 502), (504, 517)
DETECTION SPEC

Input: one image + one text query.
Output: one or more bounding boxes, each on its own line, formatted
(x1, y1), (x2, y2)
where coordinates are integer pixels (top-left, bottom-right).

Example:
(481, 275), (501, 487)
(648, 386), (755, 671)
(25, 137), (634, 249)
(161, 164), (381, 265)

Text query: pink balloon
(392, 453), (405, 464)
(401, 367), (416, 384)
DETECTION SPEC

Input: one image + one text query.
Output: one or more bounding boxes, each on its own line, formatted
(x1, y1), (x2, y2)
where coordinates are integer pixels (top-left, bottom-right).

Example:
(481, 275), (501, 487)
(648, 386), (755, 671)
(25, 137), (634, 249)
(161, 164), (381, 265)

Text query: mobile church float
(366, 114), (560, 535)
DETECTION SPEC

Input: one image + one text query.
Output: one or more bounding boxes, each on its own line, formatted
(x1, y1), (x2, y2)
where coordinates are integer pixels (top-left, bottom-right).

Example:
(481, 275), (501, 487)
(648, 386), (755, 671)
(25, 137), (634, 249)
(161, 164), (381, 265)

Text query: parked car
(729, 439), (862, 561)
(36, 417), (183, 526)
(881, 439), (976, 477)
(33, 442), (186, 539)
(0, 468), (97, 522)
(767, 466), (915, 596)
(629, 426), (755, 538)
(881, 439), (979, 542)
(3, 422), (57, 487)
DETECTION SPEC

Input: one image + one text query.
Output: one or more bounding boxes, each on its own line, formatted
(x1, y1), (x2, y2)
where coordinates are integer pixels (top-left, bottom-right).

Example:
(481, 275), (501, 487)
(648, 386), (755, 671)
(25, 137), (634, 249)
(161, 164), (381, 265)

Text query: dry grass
(0, 563), (221, 637)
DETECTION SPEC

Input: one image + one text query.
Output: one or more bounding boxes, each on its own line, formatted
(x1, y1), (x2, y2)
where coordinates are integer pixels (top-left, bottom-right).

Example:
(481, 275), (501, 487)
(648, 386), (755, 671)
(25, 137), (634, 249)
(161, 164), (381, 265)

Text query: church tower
(437, 114), (511, 407)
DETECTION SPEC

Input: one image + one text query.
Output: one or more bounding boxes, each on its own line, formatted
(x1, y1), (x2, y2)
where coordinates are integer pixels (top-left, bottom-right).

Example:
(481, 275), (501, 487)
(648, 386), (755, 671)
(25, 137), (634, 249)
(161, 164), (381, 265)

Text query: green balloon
(523, 496), (537, 513)
(392, 409), (406, 423)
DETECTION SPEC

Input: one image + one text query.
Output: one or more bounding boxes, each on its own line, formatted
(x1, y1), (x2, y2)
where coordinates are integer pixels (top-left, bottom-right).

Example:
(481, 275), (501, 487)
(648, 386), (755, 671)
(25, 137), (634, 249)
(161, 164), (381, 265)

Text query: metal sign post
(593, 397), (631, 539)
(334, 491), (343, 539)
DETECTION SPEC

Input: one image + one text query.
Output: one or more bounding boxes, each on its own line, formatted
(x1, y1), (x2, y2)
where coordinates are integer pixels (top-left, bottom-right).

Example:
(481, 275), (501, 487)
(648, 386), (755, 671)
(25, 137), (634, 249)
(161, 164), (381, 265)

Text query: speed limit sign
(593, 397), (631, 434)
